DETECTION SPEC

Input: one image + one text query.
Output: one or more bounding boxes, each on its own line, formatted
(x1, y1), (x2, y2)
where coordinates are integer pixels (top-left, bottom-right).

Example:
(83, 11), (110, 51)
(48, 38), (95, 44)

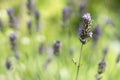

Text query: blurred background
(0, 0), (120, 80)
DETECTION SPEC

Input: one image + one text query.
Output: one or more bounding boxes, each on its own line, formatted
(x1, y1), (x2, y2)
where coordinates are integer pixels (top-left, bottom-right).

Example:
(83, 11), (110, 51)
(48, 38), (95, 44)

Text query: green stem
(75, 44), (83, 80)
(56, 56), (61, 80)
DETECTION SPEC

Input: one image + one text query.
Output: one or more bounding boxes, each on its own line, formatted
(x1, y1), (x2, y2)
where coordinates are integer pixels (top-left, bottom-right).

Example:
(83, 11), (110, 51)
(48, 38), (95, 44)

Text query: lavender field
(0, 0), (120, 80)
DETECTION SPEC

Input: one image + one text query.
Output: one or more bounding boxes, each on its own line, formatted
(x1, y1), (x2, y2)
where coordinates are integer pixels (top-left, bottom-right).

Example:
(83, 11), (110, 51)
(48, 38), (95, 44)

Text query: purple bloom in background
(34, 10), (41, 32)
(5, 59), (13, 70)
(27, 20), (32, 34)
(62, 7), (72, 23)
(7, 8), (14, 19)
(26, 0), (35, 14)
(98, 61), (107, 74)
(9, 32), (17, 42)
(7, 8), (19, 29)
(34, 10), (40, 21)
(9, 32), (18, 51)
(93, 25), (102, 42)
(53, 40), (62, 55)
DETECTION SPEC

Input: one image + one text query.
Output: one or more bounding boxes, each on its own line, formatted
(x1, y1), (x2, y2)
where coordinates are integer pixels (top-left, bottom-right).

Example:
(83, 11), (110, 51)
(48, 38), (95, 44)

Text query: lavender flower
(34, 10), (40, 21)
(26, 0), (35, 14)
(7, 8), (15, 28)
(78, 13), (93, 44)
(53, 40), (62, 55)
(5, 59), (13, 70)
(27, 20), (32, 34)
(98, 61), (107, 74)
(7, 8), (14, 19)
(93, 25), (102, 42)
(95, 48), (108, 80)
(7, 8), (19, 29)
(9, 32), (17, 51)
(34, 10), (41, 32)
(62, 7), (72, 23)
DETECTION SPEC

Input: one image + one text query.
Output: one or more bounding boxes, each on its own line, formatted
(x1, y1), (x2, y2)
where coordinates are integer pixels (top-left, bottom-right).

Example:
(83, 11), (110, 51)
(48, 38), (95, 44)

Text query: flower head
(27, 20), (32, 34)
(7, 8), (14, 19)
(9, 32), (18, 51)
(93, 25), (102, 42)
(5, 59), (13, 70)
(98, 61), (107, 74)
(34, 10), (40, 21)
(82, 13), (91, 21)
(78, 13), (93, 44)
(62, 7), (72, 23)
(53, 40), (62, 55)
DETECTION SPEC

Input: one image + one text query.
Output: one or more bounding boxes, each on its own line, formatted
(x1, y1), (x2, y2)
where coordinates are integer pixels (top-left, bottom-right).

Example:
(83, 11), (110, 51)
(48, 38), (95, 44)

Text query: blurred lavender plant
(34, 10), (41, 32)
(7, 8), (14, 28)
(0, 19), (4, 32)
(96, 48), (108, 80)
(7, 8), (19, 29)
(34, 10), (40, 21)
(43, 57), (53, 69)
(5, 59), (13, 70)
(43, 40), (62, 69)
(62, 7), (72, 55)
(14, 51), (20, 60)
(92, 25), (102, 47)
(9, 32), (18, 52)
(53, 40), (62, 56)
(7, 8), (14, 19)
(79, 0), (87, 15)
(98, 61), (107, 74)
(116, 53), (120, 63)
(27, 20), (32, 34)
(102, 47), (109, 61)
(95, 61), (107, 80)
(26, 0), (35, 14)
(43, 46), (53, 69)
(39, 43), (46, 54)
(62, 7), (72, 26)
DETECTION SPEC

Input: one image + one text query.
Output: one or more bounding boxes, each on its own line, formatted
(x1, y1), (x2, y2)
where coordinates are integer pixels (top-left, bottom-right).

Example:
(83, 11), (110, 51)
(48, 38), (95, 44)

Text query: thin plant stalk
(56, 56), (61, 80)
(75, 44), (83, 80)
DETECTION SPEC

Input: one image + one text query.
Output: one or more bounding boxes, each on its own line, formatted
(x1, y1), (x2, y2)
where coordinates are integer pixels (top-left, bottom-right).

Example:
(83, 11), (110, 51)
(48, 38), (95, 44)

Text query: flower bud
(53, 40), (62, 55)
